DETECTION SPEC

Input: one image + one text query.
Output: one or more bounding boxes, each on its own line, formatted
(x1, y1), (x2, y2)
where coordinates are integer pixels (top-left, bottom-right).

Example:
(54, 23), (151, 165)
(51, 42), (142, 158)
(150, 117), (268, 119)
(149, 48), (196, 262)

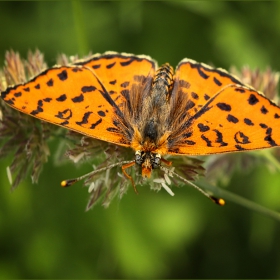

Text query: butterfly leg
(122, 161), (138, 194)
(161, 157), (172, 166)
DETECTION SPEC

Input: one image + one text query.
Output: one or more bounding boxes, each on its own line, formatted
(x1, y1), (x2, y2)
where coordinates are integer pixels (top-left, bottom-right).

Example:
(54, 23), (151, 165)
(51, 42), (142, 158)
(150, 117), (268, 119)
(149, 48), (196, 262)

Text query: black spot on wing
(235, 145), (245, 150)
(72, 67), (82, 72)
(35, 84), (40, 89)
(97, 110), (106, 117)
(264, 134), (277, 146)
(191, 92), (199, 100)
(185, 140), (196, 145)
(217, 103), (231, 111)
(182, 132), (193, 138)
(227, 114), (239, 123)
(198, 123), (210, 132)
(55, 109), (72, 120)
(234, 131), (250, 144)
(72, 94), (84, 103)
(121, 81), (130, 88)
(248, 94), (259, 105)
(266, 127), (272, 135)
(37, 100), (43, 107)
(60, 121), (69, 126)
(201, 135), (212, 147)
(186, 100), (195, 111)
(106, 62), (116, 69)
(90, 118), (102, 129)
(190, 63), (209, 79)
(261, 105), (268, 114)
(109, 80), (117, 85)
(92, 64), (101, 69)
(14, 92), (22, 97)
(56, 94), (67, 102)
(76, 111), (93, 126)
(244, 118), (254, 126)
(30, 108), (43, 116)
(43, 97), (52, 102)
(57, 70), (68, 81)
(81, 86), (96, 93)
(204, 94), (210, 101)
(263, 126), (277, 146)
(30, 100), (44, 116)
(198, 68), (209, 79)
(213, 77), (222, 86)
(46, 79), (54, 87)
(214, 129), (228, 146)
(235, 87), (246, 93)
(107, 127), (119, 133)
(6, 99), (14, 105)
(120, 59), (134, 66)
(259, 123), (268, 129)
(23, 87), (30, 92)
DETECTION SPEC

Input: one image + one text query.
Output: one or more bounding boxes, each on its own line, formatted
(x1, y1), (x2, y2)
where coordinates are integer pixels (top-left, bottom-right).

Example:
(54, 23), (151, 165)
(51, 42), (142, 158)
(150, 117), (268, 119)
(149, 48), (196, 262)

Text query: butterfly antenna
(61, 160), (135, 187)
(160, 166), (225, 206)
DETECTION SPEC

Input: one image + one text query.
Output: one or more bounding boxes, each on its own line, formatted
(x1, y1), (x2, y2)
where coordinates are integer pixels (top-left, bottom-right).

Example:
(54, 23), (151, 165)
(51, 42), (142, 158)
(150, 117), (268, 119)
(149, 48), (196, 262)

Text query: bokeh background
(1, 1), (280, 278)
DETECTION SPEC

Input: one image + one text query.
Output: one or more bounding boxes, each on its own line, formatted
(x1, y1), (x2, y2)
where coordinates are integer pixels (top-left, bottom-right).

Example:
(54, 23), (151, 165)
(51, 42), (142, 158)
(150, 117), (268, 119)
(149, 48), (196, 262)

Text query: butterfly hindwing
(168, 85), (280, 155)
(75, 52), (157, 107)
(173, 59), (246, 118)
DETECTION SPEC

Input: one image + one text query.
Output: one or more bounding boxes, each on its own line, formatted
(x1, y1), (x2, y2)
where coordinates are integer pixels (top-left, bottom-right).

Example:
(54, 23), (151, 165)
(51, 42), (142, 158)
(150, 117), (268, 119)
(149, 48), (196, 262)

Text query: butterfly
(1, 51), (280, 204)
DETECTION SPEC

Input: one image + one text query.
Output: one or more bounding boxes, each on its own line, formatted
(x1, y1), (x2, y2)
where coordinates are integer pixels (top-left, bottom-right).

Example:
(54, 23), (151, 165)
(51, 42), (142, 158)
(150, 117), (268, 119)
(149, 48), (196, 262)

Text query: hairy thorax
(130, 64), (174, 154)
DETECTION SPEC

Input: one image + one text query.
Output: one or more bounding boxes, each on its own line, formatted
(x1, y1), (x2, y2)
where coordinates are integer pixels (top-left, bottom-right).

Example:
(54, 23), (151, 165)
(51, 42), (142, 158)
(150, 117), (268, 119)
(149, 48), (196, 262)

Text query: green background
(1, 1), (280, 278)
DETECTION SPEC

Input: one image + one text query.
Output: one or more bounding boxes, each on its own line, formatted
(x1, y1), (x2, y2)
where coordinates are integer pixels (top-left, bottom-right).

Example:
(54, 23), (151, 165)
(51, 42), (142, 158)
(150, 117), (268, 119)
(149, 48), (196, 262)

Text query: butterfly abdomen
(152, 63), (174, 100)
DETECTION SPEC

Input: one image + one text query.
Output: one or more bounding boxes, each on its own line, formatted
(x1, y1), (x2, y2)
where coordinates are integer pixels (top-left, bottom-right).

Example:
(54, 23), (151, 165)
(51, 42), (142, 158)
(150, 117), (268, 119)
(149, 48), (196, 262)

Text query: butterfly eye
(135, 150), (144, 165)
(151, 153), (161, 169)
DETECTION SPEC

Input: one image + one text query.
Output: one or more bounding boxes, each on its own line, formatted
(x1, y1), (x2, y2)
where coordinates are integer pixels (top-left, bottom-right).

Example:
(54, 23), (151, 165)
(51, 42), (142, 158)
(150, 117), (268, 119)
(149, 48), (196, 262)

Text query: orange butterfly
(1, 51), (279, 203)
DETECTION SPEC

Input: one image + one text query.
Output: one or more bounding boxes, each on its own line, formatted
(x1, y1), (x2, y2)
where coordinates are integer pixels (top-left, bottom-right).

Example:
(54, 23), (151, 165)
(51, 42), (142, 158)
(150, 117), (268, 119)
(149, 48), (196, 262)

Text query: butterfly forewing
(1, 53), (157, 146)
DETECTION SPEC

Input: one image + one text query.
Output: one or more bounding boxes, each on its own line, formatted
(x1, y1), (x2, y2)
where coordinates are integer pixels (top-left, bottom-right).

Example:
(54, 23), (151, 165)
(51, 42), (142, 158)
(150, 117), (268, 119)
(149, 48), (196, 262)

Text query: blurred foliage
(0, 1), (280, 278)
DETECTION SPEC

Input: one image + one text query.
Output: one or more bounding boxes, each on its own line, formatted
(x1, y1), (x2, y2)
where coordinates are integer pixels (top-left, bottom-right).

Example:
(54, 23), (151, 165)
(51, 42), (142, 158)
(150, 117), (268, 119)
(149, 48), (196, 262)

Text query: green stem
(71, 0), (89, 55)
(198, 179), (280, 222)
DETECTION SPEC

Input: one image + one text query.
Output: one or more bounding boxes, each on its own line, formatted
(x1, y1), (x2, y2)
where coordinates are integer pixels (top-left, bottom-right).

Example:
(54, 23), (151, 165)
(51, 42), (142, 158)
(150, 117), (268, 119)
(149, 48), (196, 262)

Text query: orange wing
(168, 84), (280, 155)
(74, 52), (157, 108)
(173, 59), (246, 118)
(1, 52), (157, 146)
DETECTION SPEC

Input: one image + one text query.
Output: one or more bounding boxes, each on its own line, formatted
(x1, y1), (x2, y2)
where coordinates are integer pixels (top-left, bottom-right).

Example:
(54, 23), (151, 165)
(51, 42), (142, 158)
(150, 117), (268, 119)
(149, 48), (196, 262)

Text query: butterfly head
(135, 150), (161, 178)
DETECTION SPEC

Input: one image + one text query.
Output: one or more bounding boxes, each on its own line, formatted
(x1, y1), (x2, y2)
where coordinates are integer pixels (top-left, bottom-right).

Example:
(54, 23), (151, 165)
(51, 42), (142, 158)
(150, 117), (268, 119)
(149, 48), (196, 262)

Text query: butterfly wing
(173, 59), (246, 118)
(75, 52), (157, 107)
(1, 52), (157, 146)
(168, 85), (280, 155)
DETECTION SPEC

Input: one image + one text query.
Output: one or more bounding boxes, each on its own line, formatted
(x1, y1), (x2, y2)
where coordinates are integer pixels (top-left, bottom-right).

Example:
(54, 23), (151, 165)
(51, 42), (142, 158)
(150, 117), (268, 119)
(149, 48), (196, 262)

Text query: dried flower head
(0, 50), (52, 189)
